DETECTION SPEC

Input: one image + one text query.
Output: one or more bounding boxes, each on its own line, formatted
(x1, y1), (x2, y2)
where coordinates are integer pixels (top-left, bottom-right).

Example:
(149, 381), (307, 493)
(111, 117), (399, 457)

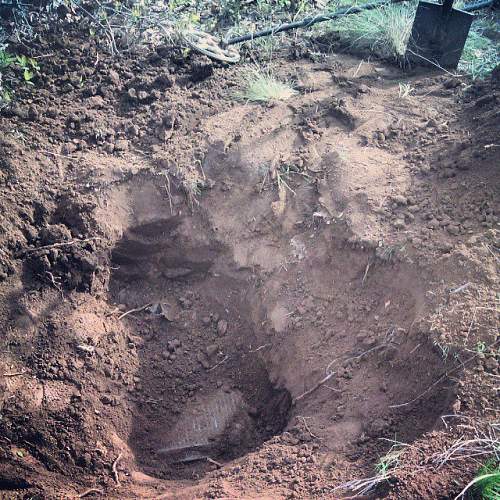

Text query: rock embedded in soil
(392, 195), (408, 206)
(127, 88), (137, 100)
(206, 344), (218, 358)
(108, 69), (120, 86)
(114, 139), (129, 152)
(62, 142), (77, 154)
(217, 319), (228, 336)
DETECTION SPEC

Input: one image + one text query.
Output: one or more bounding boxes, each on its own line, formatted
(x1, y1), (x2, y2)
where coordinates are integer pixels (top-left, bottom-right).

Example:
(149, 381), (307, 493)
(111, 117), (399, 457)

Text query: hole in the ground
(106, 177), (456, 482)
(110, 218), (292, 479)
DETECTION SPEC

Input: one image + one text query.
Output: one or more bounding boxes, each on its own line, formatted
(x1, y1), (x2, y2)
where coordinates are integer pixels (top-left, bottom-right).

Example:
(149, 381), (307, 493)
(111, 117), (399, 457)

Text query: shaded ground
(0, 25), (498, 499)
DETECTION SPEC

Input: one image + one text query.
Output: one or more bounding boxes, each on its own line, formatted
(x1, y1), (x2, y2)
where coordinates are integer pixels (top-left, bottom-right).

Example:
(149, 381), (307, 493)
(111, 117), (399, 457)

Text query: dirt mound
(0, 28), (498, 500)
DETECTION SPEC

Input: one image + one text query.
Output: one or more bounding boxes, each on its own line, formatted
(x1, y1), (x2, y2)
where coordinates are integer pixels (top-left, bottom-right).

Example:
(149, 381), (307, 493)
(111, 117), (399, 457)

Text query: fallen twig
(449, 282), (471, 294)
(297, 415), (320, 440)
(22, 238), (100, 255)
(164, 173), (174, 215)
(112, 452), (123, 485)
(41, 150), (78, 160)
(293, 371), (336, 405)
(78, 488), (103, 498)
(206, 457), (223, 468)
(249, 344), (271, 353)
(361, 258), (371, 285)
(1, 370), (28, 377)
(294, 343), (390, 405)
(207, 355), (229, 371)
(326, 343), (389, 374)
(117, 303), (152, 320)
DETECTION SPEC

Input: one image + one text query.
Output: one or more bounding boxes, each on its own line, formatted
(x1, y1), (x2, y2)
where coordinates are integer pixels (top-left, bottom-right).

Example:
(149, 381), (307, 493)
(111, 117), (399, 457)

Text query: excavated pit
(105, 176), (456, 481)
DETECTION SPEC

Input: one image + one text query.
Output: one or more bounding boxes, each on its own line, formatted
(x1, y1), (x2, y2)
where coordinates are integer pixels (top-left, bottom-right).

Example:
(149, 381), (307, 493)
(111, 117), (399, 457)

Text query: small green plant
(375, 446), (403, 476)
(236, 67), (297, 102)
(454, 459), (500, 500)
(0, 86), (12, 106)
(476, 340), (487, 354)
(15, 55), (40, 85)
(474, 459), (500, 500)
(0, 48), (15, 69)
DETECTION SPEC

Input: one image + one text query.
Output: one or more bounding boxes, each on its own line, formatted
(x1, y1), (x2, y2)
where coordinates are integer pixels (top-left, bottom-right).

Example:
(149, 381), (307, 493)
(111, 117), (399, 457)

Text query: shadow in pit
(109, 217), (291, 480)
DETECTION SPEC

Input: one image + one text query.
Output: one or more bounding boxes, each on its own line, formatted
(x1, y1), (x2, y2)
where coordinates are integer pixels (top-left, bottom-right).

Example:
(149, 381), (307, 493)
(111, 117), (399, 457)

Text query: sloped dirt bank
(0, 30), (498, 499)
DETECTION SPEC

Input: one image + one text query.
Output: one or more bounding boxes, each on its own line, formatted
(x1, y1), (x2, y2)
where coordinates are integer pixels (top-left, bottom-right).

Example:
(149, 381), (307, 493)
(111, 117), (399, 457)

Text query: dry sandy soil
(0, 25), (498, 499)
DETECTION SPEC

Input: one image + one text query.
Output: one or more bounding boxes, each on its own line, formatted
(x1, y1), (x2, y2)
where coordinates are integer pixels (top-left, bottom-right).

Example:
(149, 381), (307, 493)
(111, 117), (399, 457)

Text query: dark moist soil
(0, 22), (498, 500)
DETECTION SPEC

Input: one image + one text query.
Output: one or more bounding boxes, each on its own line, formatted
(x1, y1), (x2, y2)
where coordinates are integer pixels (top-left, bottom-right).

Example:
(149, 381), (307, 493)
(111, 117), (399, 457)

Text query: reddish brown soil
(0, 27), (498, 499)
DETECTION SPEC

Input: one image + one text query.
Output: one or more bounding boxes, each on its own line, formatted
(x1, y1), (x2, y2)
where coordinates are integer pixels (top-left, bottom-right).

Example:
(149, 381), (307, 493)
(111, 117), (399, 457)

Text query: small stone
(393, 219), (405, 229)
(127, 88), (137, 100)
(443, 78), (460, 89)
(100, 394), (114, 405)
(137, 90), (148, 101)
(197, 352), (210, 369)
(108, 69), (120, 86)
(28, 106), (39, 121)
(87, 96), (105, 109)
(392, 195), (408, 206)
(127, 124), (139, 137)
(206, 344), (218, 358)
(484, 357), (498, 373)
(62, 142), (77, 155)
(447, 225), (460, 236)
(217, 319), (228, 336)
(114, 139), (129, 152)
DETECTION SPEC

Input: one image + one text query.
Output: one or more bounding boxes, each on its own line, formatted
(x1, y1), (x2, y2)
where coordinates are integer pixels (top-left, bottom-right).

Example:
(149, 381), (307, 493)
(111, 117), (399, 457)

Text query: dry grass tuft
(236, 67), (297, 103)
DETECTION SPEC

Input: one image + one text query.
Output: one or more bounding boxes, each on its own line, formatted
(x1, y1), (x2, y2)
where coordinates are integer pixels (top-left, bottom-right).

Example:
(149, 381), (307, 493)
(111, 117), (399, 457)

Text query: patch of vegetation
(0, 43), (42, 108)
(331, 2), (415, 61)
(236, 67), (297, 102)
(326, 1), (499, 78)
(334, 442), (406, 495)
(0, 44), (13, 109)
(474, 459), (500, 500)
(459, 18), (500, 80)
(15, 54), (40, 85)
